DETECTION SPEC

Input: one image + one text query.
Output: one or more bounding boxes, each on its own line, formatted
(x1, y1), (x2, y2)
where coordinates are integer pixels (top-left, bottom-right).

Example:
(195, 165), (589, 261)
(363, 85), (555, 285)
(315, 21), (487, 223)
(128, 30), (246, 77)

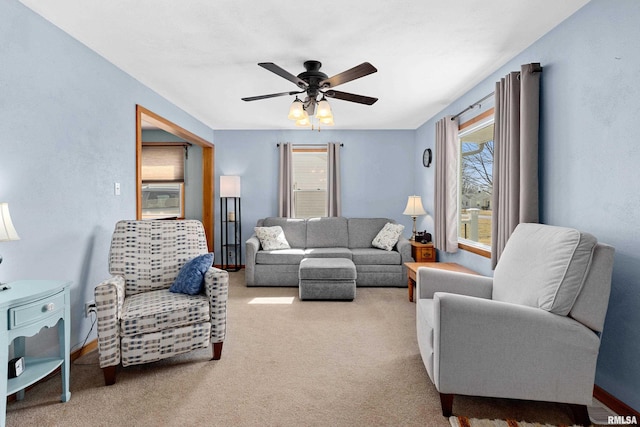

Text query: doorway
(136, 105), (215, 250)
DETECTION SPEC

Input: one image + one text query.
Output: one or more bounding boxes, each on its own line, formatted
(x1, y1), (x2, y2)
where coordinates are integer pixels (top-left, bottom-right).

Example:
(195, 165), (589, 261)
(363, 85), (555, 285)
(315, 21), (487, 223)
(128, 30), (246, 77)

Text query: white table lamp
(403, 196), (427, 241)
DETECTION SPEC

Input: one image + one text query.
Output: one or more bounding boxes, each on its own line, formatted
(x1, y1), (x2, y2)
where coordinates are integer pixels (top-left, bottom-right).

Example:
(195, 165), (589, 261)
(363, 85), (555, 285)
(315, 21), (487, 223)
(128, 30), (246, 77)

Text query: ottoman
(298, 258), (357, 300)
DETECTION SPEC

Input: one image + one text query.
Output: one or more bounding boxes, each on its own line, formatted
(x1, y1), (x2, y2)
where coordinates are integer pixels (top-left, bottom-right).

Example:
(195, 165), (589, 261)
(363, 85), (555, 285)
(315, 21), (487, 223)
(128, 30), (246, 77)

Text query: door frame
(136, 105), (215, 250)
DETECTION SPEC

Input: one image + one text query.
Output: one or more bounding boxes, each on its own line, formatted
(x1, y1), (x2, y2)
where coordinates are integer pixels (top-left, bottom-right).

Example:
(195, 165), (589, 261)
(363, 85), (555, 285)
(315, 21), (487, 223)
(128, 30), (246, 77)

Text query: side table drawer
(8, 291), (65, 329)
(419, 248), (434, 260)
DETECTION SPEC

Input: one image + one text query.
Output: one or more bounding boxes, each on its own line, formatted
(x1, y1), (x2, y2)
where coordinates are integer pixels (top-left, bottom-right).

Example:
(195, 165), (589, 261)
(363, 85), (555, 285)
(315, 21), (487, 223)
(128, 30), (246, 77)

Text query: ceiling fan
(241, 60), (378, 124)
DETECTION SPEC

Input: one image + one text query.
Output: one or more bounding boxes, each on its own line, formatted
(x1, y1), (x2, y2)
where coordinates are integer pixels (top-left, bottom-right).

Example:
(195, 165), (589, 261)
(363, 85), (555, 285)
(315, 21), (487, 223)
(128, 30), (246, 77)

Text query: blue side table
(0, 280), (72, 427)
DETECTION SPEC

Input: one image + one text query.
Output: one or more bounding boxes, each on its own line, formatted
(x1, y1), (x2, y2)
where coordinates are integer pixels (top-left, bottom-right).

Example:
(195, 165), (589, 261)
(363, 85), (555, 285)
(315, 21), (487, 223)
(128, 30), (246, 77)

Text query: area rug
(450, 416), (577, 427)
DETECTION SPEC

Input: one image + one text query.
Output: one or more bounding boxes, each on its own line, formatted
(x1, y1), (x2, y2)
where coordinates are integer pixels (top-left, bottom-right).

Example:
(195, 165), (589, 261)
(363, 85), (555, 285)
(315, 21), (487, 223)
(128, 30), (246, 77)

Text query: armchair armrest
(245, 234), (260, 286)
(94, 275), (125, 368)
(417, 268), (493, 300)
(431, 292), (600, 403)
(204, 266), (229, 343)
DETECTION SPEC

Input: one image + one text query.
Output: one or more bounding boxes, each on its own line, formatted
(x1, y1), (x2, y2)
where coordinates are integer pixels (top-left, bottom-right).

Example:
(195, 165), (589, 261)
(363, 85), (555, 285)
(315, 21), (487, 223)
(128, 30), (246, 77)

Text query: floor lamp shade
(220, 176), (241, 198)
(0, 203), (20, 242)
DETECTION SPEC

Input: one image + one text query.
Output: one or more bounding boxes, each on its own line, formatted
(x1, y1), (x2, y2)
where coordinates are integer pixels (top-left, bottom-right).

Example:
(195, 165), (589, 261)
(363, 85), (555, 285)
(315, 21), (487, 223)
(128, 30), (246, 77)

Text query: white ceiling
(20, 0), (589, 130)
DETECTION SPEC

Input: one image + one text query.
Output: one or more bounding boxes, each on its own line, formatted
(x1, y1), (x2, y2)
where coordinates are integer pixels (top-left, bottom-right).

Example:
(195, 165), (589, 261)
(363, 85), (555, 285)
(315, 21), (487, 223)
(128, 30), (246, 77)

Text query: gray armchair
(416, 223), (614, 425)
(94, 220), (228, 385)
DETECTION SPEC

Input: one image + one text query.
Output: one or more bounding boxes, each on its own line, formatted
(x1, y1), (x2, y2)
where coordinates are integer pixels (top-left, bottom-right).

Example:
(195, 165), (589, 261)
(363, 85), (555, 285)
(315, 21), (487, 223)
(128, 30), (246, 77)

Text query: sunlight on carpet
(450, 416), (579, 427)
(247, 296), (296, 304)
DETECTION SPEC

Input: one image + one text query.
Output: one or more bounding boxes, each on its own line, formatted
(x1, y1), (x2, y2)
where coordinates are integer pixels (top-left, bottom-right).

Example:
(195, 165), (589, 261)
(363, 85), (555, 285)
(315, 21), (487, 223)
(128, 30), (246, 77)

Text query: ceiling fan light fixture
(287, 97), (305, 120)
(295, 110), (311, 127)
(315, 97), (333, 119)
(319, 116), (334, 126)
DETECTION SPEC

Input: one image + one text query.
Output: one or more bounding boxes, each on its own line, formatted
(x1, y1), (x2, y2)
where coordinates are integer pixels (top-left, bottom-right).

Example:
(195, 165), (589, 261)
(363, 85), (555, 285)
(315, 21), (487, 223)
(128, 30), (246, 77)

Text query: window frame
(457, 108), (494, 258)
(291, 146), (328, 219)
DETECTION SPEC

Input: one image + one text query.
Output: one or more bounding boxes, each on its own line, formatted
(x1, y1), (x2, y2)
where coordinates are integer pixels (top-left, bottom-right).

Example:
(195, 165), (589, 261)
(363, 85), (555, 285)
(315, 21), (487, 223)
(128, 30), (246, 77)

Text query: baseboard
(7, 339), (98, 402)
(594, 385), (640, 417)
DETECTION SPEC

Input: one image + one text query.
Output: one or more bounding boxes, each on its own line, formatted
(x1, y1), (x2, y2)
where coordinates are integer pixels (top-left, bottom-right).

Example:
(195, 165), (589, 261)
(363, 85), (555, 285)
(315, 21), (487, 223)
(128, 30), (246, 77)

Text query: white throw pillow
(254, 226), (291, 250)
(372, 222), (405, 251)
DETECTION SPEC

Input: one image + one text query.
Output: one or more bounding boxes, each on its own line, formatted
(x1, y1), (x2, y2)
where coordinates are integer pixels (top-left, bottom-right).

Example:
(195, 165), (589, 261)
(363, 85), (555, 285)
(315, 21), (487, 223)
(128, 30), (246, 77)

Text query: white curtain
(434, 116), (459, 253)
(278, 143), (294, 217)
(491, 63), (541, 268)
(327, 142), (342, 217)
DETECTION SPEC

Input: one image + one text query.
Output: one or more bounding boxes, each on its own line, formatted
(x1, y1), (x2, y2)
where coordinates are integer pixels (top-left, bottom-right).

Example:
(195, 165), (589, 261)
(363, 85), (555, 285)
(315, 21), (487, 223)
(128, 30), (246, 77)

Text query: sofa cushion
(304, 247), (353, 259)
(492, 223), (597, 315)
(169, 253), (214, 295)
(348, 218), (395, 248)
(306, 217), (348, 248)
(351, 248), (401, 265)
(254, 226), (291, 250)
(262, 217), (307, 248)
(120, 289), (210, 336)
(372, 222), (405, 251)
(255, 249), (306, 265)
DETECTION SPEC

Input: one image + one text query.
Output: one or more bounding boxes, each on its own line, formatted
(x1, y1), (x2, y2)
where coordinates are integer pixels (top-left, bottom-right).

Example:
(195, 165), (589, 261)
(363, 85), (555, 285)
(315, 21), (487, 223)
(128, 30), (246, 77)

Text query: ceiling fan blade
(241, 91), (302, 102)
(325, 90), (378, 105)
(258, 62), (309, 88)
(319, 62), (377, 88)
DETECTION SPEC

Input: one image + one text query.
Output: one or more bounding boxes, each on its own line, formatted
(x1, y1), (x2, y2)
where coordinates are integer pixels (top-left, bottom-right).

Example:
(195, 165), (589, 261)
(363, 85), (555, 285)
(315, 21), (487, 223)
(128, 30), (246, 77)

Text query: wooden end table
(404, 262), (480, 302)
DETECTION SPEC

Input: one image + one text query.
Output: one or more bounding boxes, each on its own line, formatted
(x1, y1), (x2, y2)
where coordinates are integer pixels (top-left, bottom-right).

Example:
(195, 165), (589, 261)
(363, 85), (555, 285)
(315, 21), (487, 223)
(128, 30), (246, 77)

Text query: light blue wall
(415, 0), (640, 410)
(213, 129), (416, 259)
(0, 1), (213, 355)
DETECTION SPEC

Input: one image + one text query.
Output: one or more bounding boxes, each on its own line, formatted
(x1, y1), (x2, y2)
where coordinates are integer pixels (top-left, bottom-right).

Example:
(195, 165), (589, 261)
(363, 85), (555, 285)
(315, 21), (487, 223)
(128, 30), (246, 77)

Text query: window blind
(141, 145), (184, 183)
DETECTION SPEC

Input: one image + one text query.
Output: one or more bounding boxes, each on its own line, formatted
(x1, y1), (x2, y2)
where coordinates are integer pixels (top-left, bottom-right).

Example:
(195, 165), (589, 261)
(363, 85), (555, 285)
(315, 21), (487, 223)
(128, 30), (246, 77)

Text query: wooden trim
(72, 338), (98, 361)
(202, 146), (215, 250)
(459, 107), (495, 131)
(137, 105), (212, 148)
(458, 242), (491, 258)
(292, 148), (327, 153)
(594, 385), (640, 417)
(136, 105), (215, 251)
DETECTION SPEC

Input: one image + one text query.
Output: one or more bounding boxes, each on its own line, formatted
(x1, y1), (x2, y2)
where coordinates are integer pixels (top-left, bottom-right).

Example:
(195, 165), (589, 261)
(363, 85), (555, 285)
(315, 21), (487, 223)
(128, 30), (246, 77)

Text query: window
(141, 144), (186, 219)
(458, 110), (494, 255)
(292, 147), (327, 218)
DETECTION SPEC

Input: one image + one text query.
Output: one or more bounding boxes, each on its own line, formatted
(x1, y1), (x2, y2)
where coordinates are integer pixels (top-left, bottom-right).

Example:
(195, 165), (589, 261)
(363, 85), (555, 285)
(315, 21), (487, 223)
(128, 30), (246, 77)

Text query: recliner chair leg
(212, 342), (223, 360)
(439, 393), (454, 416)
(569, 404), (590, 426)
(103, 366), (116, 386)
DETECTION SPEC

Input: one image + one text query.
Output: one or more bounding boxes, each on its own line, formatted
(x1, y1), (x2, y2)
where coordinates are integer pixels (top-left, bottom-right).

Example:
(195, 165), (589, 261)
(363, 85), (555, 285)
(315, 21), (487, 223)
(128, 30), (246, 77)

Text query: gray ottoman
(298, 258), (357, 300)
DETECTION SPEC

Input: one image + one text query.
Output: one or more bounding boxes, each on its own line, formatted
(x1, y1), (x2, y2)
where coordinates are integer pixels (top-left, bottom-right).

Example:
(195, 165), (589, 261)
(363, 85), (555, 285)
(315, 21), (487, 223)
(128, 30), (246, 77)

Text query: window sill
(458, 242), (491, 259)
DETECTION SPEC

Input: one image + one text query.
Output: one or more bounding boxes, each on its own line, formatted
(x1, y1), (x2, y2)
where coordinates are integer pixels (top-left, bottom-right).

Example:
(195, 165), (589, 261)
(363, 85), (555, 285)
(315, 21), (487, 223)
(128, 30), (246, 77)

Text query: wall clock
(423, 148), (432, 167)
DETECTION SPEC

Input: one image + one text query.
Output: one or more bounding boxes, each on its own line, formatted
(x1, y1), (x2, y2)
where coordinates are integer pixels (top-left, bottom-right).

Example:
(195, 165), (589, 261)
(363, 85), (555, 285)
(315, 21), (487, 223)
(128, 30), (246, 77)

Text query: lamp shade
(315, 98), (333, 119)
(220, 176), (241, 198)
(403, 196), (427, 216)
(287, 98), (305, 120)
(0, 203), (20, 241)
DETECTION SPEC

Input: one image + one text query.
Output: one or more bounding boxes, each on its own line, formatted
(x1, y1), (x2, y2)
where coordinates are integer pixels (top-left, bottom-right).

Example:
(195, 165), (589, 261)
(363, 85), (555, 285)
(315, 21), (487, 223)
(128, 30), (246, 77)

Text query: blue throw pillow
(170, 253), (214, 295)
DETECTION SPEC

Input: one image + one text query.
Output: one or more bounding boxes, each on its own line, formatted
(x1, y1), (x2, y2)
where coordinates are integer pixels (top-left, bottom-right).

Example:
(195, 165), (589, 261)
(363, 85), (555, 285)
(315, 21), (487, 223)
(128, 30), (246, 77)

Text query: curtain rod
(276, 143), (343, 147)
(451, 91), (495, 121)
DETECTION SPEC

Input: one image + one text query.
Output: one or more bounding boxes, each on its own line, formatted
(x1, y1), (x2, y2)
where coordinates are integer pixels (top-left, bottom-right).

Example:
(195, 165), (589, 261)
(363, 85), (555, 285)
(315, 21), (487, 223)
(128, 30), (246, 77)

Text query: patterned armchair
(94, 220), (228, 386)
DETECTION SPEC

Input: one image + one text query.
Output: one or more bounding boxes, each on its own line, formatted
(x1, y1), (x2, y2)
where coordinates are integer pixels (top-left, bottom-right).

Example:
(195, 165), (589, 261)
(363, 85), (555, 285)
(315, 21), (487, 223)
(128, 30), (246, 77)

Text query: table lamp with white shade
(0, 203), (20, 286)
(403, 195), (427, 241)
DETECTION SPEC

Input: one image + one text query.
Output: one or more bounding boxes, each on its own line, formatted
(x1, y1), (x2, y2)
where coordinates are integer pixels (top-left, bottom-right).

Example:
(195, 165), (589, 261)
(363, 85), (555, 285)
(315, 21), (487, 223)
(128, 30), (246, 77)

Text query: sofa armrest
(204, 266), (229, 343)
(94, 275), (125, 368)
(245, 234), (260, 286)
(396, 235), (412, 263)
(431, 293), (601, 403)
(417, 267), (493, 300)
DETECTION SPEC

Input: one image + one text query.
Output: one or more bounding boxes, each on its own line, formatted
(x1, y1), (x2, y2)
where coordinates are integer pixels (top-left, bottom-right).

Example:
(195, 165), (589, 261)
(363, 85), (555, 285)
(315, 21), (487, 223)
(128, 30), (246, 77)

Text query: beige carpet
(7, 271), (579, 426)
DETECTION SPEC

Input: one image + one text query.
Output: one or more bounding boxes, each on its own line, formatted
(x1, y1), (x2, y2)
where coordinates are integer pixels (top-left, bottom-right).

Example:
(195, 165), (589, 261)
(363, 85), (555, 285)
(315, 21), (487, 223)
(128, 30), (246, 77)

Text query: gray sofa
(245, 217), (412, 287)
